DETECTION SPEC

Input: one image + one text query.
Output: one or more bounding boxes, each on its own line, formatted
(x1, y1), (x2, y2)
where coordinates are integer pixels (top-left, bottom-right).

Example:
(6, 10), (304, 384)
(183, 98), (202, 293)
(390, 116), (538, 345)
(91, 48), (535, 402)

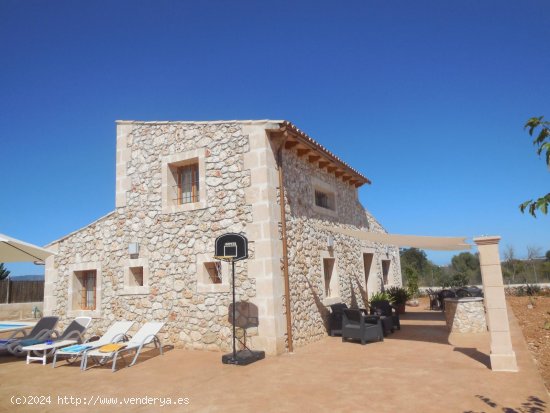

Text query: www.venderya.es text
(10, 395), (190, 407)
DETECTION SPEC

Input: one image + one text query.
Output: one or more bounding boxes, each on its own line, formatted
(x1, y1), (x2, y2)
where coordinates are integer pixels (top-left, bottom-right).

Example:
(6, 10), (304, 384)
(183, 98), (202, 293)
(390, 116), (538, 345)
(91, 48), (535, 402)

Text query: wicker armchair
(328, 303), (348, 336)
(427, 289), (441, 310)
(438, 289), (457, 311)
(370, 300), (400, 331)
(341, 309), (384, 345)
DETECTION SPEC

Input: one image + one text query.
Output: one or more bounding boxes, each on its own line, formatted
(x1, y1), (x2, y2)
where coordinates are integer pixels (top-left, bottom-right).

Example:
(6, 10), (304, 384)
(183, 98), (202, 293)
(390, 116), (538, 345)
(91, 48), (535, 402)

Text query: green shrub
(526, 283), (541, 296)
(386, 286), (411, 306)
(369, 291), (390, 304)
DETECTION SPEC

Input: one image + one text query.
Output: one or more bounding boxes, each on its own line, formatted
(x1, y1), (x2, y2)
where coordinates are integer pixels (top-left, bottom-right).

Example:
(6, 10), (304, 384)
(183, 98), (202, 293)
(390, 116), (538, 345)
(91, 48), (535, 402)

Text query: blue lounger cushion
(19, 339), (44, 347)
(61, 344), (93, 353)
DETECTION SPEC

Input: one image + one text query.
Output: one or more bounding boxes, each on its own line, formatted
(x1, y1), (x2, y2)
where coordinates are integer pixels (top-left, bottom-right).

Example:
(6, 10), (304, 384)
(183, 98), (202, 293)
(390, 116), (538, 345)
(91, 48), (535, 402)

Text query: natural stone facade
(282, 149), (401, 347)
(444, 298), (488, 333)
(44, 120), (402, 355)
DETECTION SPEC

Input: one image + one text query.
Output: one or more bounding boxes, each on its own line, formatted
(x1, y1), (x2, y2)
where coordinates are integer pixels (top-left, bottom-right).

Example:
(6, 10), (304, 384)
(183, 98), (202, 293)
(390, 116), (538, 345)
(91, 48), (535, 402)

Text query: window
(76, 270), (96, 310)
(312, 178), (337, 216)
(162, 149), (207, 213)
(68, 263), (101, 317)
(315, 190), (334, 210)
(363, 253), (374, 293)
(323, 258), (336, 297)
(196, 254), (230, 293)
(204, 262), (222, 284)
(120, 259), (149, 295)
(176, 163), (199, 204)
(382, 260), (391, 285)
(129, 266), (144, 287)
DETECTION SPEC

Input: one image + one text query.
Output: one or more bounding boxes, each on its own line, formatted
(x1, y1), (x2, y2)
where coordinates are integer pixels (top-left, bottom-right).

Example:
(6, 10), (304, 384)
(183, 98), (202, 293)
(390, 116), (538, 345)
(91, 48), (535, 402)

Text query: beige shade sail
(0, 233), (56, 263)
(319, 226), (471, 251)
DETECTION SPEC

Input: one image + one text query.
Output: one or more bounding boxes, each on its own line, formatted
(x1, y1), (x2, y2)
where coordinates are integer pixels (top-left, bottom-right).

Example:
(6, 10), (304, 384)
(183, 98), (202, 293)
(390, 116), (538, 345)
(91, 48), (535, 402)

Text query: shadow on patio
(0, 300), (546, 412)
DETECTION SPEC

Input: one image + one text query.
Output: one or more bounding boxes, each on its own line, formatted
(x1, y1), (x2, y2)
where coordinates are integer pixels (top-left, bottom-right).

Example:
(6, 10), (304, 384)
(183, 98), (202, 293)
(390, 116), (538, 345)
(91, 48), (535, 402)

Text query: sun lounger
(83, 321), (164, 372)
(18, 317), (92, 365)
(0, 316), (58, 353)
(52, 321), (134, 369)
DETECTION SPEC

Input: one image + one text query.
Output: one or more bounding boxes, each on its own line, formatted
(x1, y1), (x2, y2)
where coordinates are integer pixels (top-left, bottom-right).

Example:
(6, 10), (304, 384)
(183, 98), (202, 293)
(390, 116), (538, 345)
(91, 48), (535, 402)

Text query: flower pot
(396, 304), (406, 314)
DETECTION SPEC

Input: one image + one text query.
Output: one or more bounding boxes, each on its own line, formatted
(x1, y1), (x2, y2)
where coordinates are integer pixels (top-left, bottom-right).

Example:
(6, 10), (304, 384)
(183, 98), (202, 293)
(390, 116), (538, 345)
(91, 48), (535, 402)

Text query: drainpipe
(276, 133), (293, 353)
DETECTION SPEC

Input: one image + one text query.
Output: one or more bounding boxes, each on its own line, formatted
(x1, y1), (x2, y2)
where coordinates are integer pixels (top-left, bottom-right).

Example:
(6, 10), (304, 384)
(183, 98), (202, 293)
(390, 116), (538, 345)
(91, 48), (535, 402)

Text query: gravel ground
(508, 296), (550, 391)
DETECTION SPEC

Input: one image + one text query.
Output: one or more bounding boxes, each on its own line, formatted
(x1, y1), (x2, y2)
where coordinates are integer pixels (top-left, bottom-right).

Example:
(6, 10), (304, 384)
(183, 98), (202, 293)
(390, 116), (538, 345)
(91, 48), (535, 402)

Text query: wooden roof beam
(318, 160), (330, 169)
(308, 155), (320, 163)
(296, 148), (310, 157)
(285, 140), (299, 149)
(334, 170), (344, 178)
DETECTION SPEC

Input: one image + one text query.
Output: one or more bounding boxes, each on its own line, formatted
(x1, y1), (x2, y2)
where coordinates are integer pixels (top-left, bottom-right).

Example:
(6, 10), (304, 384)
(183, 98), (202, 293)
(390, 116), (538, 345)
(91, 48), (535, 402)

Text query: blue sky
(1, 0), (549, 276)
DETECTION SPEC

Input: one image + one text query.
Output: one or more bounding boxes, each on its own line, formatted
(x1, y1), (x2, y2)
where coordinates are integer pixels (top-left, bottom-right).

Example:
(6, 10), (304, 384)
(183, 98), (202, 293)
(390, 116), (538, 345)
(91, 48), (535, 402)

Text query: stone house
(44, 120), (402, 355)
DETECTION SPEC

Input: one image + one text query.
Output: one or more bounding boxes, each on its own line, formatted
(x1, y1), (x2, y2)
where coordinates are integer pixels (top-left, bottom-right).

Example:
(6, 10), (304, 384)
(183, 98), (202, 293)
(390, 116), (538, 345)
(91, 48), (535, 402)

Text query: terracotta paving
(0, 303), (548, 413)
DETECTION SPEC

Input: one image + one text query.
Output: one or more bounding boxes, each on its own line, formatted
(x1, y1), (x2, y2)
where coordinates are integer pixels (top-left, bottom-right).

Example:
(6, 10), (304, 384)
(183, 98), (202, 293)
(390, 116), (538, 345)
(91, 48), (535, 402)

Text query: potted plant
(369, 291), (390, 306)
(387, 286), (411, 314)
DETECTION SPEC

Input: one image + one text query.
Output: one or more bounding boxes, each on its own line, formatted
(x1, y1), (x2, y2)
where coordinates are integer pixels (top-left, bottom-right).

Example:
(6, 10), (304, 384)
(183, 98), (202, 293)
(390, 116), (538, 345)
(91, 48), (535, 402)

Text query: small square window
(120, 260), (149, 295)
(196, 254), (229, 293)
(314, 189), (335, 211)
(204, 262), (222, 284)
(129, 266), (144, 287)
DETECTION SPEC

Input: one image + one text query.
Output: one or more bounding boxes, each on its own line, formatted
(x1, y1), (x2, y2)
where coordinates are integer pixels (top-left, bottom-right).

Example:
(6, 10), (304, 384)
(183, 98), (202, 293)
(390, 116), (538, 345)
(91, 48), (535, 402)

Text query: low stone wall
(444, 298), (487, 333)
(0, 302), (43, 320)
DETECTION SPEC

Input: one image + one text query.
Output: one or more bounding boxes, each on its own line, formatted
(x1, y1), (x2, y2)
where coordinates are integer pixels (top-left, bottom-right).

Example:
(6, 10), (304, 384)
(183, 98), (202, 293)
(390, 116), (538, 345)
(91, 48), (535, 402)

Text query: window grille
(177, 163), (199, 204)
(315, 190), (330, 209)
(79, 271), (96, 310)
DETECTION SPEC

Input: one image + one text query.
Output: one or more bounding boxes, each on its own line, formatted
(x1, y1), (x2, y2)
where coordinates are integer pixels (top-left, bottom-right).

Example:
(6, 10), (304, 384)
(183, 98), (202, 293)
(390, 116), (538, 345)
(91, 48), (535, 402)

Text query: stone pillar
(115, 121), (133, 208)
(474, 236), (518, 372)
(242, 123), (288, 355)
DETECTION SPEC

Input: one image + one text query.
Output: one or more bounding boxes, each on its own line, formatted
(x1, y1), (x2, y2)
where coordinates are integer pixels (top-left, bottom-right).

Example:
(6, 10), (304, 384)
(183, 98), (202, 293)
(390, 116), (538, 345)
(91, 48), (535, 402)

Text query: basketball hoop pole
(214, 255), (237, 361)
(231, 259), (236, 360)
(216, 233), (264, 365)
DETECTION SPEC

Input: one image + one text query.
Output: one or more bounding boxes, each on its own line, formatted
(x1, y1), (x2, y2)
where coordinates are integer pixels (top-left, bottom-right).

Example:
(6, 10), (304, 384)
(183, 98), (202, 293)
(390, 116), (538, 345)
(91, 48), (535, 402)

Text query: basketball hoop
(214, 233), (264, 366)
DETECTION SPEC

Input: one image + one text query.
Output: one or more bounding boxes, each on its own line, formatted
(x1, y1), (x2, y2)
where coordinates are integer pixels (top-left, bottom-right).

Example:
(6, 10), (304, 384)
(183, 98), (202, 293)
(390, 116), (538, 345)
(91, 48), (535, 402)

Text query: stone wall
(0, 302), (43, 321)
(444, 298), (488, 333)
(281, 149), (401, 348)
(45, 122), (256, 351)
(43, 120), (402, 354)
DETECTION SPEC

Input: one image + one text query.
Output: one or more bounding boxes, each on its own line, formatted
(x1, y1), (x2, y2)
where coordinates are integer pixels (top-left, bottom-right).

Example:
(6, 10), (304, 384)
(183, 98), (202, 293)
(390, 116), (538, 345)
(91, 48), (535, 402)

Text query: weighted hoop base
(222, 350), (265, 366)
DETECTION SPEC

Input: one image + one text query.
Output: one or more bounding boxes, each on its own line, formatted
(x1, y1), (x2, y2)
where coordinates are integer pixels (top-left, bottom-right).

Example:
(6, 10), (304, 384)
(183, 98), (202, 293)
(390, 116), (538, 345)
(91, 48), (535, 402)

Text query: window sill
(196, 283), (230, 293)
(118, 286), (150, 296)
(312, 204), (338, 217)
(67, 309), (101, 319)
(162, 200), (208, 214)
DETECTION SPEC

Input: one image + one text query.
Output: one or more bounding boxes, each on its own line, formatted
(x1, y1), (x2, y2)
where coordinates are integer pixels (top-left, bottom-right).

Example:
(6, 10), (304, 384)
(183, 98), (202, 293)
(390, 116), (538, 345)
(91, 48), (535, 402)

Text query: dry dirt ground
(508, 296), (550, 391)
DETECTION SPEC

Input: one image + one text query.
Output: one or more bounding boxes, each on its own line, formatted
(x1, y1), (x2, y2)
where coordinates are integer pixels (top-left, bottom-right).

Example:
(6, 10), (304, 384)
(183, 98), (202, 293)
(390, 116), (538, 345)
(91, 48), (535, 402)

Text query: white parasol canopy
(0, 233), (56, 263)
(319, 225), (471, 251)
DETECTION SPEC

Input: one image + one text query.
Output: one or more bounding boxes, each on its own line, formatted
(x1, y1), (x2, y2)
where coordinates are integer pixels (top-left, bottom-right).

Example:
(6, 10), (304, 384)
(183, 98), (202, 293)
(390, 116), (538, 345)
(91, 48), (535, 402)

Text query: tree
(399, 248), (429, 275)
(527, 245), (542, 284)
(546, 250), (550, 261)
(503, 245), (522, 284)
(0, 263), (10, 280)
(520, 116), (550, 217)
(400, 248), (441, 286)
(450, 252), (480, 285)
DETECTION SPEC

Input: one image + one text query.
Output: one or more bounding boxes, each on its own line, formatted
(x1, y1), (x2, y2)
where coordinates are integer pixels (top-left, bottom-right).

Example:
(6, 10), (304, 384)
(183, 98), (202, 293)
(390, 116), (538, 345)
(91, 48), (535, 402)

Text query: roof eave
(268, 121), (371, 188)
